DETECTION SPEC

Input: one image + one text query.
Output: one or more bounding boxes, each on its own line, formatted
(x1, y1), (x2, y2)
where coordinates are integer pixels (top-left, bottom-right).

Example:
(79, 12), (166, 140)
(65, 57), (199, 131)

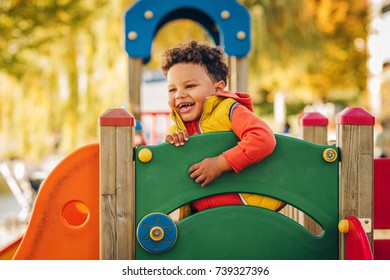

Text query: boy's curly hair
(161, 40), (230, 84)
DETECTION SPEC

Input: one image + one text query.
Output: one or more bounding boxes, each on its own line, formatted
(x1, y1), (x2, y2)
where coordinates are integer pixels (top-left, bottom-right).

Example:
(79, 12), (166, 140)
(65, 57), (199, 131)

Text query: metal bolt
(236, 31), (246, 40)
(221, 10), (230, 19)
(128, 31), (138, 40)
(144, 10), (153, 19)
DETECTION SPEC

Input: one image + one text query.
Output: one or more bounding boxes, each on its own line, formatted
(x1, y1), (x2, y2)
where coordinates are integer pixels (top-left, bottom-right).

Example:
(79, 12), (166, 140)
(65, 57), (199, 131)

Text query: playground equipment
(299, 111), (390, 260)
(124, 0), (251, 121)
(373, 157), (390, 259)
(133, 132), (339, 259)
(1, 107), (386, 260)
(9, 144), (100, 259)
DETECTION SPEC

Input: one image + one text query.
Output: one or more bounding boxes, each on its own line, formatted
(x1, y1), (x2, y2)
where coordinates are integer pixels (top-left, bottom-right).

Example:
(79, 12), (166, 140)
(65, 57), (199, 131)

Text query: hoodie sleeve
(222, 105), (276, 173)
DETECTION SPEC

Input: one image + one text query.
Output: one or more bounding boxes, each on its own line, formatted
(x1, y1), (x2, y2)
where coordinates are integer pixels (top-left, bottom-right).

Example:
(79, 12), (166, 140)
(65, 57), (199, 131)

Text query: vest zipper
(198, 97), (210, 134)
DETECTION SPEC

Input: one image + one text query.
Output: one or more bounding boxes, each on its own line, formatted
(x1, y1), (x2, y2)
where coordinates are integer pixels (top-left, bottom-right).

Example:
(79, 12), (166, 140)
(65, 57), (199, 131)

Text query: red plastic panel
(374, 158), (390, 229)
(374, 240), (390, 260)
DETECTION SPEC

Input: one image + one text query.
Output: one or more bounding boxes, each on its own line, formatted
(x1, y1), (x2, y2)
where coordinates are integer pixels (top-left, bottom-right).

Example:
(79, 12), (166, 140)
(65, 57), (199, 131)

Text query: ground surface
(0, 194), (27, 250)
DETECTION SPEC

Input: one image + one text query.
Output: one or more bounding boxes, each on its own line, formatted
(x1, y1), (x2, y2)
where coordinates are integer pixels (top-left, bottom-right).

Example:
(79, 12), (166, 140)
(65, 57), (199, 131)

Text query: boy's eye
(186, 84), (195, 88)
(168, 88), (176, 94)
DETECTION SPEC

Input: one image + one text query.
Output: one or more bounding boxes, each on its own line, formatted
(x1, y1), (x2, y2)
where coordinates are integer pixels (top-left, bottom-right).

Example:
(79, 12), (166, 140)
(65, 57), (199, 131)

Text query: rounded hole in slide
(62, 200), (90, 228)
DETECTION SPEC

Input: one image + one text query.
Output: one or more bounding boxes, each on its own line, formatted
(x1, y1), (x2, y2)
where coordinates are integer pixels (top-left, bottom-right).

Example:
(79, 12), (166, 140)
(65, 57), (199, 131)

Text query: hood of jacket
(216, 91), (254, 112)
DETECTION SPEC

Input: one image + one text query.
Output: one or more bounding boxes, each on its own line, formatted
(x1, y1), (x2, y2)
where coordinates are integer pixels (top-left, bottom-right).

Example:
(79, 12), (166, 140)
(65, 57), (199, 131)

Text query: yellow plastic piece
(138, 148), (152, 163)
(338, 219), (349, 233)
(150, 226), (164, 241)
(322, 148), (338, 163)
(240, 193), (285, 211)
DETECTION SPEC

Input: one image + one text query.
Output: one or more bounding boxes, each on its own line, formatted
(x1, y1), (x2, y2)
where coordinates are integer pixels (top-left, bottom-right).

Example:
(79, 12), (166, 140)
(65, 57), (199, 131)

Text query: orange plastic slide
(0, 237), (22, 260)
(12, 144), (100, 259)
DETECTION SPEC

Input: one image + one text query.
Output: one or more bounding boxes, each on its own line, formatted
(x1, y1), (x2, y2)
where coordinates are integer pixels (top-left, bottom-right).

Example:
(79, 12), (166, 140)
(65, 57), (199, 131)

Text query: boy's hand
(165, 130), (189, 146)
(189, 154), (232, 187)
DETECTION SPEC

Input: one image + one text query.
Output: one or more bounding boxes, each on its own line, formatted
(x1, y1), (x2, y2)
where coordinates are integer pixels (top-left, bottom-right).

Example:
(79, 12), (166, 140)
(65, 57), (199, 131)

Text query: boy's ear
(214, 80), (225, 92)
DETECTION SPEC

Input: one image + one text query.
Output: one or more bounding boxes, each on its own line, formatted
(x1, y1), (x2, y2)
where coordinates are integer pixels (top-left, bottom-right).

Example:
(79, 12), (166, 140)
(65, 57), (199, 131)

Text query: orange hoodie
(180, 91), (278, 213)
(183, 91), (276, 173)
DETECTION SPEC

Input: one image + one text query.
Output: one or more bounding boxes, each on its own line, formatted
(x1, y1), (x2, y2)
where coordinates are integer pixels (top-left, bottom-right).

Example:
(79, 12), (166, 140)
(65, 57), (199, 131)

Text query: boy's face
(167, 63), (224, 122)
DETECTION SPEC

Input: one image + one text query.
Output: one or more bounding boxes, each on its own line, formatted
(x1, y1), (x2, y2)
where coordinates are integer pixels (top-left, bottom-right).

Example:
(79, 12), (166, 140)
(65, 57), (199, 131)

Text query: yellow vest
(169, 96), (235, 134)
(169, 96), (285, 220)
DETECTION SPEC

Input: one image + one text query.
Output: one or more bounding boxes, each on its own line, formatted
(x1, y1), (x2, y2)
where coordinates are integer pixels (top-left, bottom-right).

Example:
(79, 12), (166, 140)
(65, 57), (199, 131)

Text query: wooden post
(298, 112), (329, 235)
(337, 107), (375, 259)
(298, 112), (328, 145)
(99, 108), (135, 260)
(128, 57), (143, 121)
(236, 57), (248, 93)
(228, 56), (248, 92)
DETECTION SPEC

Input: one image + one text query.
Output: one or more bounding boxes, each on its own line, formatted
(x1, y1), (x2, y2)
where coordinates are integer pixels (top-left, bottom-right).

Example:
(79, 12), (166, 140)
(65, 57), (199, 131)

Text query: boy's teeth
(179, 103), (192, 108)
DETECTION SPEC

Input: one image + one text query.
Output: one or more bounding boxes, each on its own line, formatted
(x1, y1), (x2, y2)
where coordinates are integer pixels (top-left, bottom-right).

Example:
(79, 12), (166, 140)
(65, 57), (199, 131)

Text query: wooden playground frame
(96, 107), (375, 260)
(3, 106), (379, 260)
(0, 103), (380, 260)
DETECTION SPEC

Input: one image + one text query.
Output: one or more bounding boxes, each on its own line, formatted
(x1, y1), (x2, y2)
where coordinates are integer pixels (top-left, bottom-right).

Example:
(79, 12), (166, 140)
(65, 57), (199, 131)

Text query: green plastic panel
(135, 132), (339, 259)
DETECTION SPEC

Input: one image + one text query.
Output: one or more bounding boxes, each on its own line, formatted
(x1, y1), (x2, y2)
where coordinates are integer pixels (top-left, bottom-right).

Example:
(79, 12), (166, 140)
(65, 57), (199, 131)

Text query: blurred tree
(0, 0), (128, 158)
(241, 0), (369, 112)
(1, 0), (104, 77)
(0, 0), (370, 160)
(147, 20), (211, 69)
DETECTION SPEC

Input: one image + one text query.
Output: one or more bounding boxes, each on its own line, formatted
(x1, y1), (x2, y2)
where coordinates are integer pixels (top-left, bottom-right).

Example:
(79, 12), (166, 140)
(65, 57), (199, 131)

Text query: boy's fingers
(189, 169), (201, 179)
(165, 135), (175, 144)
(200, 179), (210, 187)
(195, 174), (206, 185)
(189, 163), (201, 174)
(176, 133), (186, 146)
(166, 131), (189, 146)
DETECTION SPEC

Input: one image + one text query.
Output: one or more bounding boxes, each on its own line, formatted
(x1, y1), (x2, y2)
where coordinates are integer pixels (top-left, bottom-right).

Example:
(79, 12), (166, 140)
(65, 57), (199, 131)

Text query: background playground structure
(138, 70), (170, 145)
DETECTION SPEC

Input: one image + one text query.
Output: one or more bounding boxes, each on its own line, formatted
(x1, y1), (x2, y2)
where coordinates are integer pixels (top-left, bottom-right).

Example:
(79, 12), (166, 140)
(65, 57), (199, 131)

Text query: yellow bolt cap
(150, 226), (164, 241)
(323, 148), (338, 162)
(128, 31), (138, 40)
(338, 219), (349, 233)
(144, 10), (153, 19)
(221, 10), (230, 19)
(236, 31), (246, 40)
(138, 148), (152, 162)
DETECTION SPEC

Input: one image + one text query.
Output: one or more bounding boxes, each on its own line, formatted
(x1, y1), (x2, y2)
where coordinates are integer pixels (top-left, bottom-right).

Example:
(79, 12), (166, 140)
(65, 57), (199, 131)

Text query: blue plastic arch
(124, 0), (251, 61)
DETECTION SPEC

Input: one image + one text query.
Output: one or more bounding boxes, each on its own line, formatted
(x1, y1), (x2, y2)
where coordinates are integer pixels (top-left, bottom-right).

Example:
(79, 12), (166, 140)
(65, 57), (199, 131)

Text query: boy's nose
(175, 89), (186, 99)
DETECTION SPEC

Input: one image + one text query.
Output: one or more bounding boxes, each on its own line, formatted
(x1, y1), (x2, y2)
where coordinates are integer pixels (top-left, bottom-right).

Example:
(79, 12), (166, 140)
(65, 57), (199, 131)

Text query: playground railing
(99, 107), (374, 260)
(6, 107), (378, 260)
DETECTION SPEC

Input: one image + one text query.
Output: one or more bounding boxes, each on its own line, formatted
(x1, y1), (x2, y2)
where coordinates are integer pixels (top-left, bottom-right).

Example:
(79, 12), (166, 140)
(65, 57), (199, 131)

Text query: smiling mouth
(177, 102), (195, 112)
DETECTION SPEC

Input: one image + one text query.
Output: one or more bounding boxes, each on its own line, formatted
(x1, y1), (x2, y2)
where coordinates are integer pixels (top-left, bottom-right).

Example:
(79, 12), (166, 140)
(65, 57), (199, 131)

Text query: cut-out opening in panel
(279, 204), (323, 237)
(168, 195), (323, 237)
(62, 200), (89, 228)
